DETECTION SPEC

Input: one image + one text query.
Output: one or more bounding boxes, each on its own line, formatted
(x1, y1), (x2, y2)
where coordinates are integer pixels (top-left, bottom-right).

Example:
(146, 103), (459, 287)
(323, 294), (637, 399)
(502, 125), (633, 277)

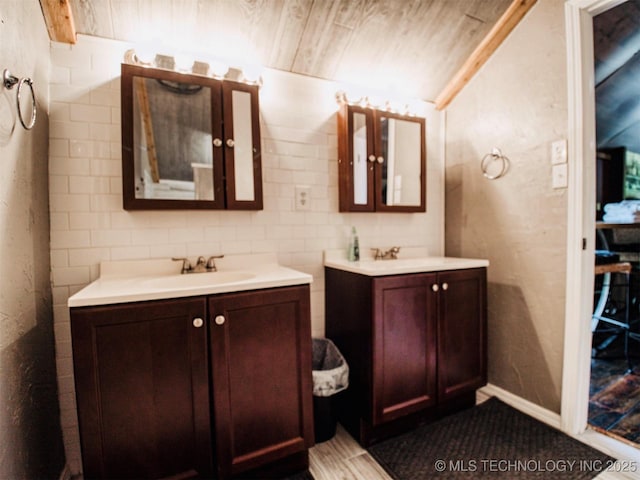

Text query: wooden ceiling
(594, 0), (640, 154)
(40, 0), (537, 108)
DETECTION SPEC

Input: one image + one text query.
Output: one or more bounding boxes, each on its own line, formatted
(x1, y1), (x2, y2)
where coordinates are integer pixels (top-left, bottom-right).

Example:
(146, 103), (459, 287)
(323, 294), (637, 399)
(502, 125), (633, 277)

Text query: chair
(592, 250), (633, 370)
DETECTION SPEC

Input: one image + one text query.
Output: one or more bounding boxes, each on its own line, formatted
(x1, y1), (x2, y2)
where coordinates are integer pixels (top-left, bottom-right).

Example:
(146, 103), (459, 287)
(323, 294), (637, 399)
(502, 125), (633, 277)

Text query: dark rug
(367, 397), (614, 479)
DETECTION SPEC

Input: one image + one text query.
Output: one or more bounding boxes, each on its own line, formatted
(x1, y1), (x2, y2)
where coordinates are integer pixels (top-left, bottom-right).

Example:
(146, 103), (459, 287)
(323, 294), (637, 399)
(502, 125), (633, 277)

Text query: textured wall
(444, 0), (568, 413)
(48, 35), (445, 474)
(0, 0), (66, 478)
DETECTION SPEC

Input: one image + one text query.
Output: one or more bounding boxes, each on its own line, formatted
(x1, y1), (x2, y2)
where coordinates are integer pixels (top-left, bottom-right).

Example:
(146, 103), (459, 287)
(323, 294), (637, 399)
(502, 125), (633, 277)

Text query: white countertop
(68, 253), (313, 307)
(324, 249), (489, 276)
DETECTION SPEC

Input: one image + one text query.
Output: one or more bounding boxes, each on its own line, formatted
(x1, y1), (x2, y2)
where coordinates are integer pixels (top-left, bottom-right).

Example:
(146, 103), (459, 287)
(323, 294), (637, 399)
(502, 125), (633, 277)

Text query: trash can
(312, 337), (349, 443)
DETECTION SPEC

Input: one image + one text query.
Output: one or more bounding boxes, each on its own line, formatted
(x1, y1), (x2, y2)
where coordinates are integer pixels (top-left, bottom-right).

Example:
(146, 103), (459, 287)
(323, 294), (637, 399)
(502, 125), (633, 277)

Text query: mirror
(121, 63), (262, 210)
(231, 90), (255, 201)
(133, 76), (215, 201)
(352, 112), (368, 205)
(378, 115), (423, 207)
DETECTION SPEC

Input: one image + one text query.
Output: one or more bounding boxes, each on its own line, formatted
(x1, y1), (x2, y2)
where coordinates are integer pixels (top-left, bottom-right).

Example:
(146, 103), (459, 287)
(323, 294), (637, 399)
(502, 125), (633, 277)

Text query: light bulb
(134, 44), (156, 65)
(209, 60), (229, 78)
(174, 52), (194, 72)
(367, 95), (384, 109)
(242, 63), (263, 83)
(342, 85), (362, 105)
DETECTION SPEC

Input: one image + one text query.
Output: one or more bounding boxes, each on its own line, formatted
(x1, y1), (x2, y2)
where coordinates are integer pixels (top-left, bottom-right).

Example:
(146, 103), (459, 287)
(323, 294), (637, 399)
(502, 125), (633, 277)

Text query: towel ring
(481, 148), (510, 180)
(16, 78), (36, 130)
(3, 69), (36, 130)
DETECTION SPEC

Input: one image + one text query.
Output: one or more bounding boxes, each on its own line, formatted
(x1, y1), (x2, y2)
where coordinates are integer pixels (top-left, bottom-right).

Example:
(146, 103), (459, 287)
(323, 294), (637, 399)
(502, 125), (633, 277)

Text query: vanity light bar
(124, 48), (263, 87)
(335, 90), (417, 116)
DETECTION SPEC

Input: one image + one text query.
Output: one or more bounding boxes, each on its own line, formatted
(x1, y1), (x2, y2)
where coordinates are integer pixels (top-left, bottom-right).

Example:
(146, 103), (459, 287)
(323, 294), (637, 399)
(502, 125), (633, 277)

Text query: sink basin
(141, 271), (256, 289)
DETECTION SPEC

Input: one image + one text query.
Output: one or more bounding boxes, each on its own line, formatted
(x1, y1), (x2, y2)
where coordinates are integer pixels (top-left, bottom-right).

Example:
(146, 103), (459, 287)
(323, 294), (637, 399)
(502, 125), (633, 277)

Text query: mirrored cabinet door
(337, 105), (375, 211)
(121, 64), (262, 210)
(337, 104), (426, 213)
(374, 112), (426, 212)
(222, 82), (263, 210)
(352, 110), (372, 207)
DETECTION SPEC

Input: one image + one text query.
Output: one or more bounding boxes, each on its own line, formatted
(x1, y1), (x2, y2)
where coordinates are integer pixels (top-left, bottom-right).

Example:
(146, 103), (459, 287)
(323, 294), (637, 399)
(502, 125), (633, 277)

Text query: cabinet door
(222, 81), (263, 210)
(373, 111), (426, 212)
(71, 298), (212, 479)
(372, 274), (437, 425)
(436, 268), (487, 401)
(338, 104), (375, 211)
(209, 286), (313, 478)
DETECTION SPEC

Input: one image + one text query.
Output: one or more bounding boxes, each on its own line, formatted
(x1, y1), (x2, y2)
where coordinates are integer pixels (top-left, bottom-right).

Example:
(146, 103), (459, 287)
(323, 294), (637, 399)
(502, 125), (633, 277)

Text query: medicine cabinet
(337, 104), (426, 212)
(121, 63), (263, 210)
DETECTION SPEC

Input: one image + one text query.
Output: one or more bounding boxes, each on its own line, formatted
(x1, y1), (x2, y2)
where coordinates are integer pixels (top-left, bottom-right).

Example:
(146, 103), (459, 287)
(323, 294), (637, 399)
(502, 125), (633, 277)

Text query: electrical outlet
(551, 139), (567, 165)
(295, 185), (311, 211)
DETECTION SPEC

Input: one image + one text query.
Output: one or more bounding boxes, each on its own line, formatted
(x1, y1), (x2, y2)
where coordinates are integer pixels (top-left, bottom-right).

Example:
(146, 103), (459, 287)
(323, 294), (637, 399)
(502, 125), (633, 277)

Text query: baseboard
(478, 383), (562, 429)
(577, 429), (640, 480)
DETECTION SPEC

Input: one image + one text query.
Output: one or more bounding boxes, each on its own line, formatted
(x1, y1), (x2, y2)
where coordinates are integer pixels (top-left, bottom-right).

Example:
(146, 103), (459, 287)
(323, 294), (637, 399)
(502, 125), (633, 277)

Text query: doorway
(588, 0), (640, 445)
(563, 0), (640, 465)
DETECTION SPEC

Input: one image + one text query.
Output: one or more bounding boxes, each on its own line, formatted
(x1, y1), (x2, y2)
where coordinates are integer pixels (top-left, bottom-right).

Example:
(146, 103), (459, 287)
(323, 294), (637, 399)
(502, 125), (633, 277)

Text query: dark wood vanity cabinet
(71, 285), (313, 479)
(337, 103), (426, 213)
(325, 267), (486, 445)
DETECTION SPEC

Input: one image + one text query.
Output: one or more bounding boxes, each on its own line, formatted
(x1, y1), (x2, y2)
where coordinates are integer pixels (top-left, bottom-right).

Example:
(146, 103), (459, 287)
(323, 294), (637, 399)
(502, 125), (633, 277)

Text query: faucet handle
(206, 255), (224, 271)
(172, 257), (192, 274)
(371, 248), (383, 260)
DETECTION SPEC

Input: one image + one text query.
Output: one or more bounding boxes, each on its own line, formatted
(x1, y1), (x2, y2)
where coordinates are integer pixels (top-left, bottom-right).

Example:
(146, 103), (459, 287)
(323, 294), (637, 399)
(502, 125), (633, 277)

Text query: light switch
(552, 163), (568, 189)
(551, 139), (567, 165)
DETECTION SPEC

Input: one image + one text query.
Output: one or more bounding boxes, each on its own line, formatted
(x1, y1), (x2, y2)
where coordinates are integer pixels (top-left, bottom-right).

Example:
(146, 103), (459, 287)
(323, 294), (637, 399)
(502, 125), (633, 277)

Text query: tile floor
(309, 425), (392, 480)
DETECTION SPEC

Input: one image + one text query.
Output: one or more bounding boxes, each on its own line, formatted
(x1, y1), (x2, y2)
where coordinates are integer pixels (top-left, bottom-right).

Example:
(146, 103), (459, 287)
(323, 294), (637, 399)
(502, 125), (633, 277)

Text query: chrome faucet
(172, 255), (224, 274)
(371, 246), (401, 260)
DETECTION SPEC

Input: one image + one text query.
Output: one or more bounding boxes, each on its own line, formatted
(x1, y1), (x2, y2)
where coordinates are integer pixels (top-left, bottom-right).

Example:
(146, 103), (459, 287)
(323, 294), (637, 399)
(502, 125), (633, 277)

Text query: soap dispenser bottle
(348, 226), (360, 261)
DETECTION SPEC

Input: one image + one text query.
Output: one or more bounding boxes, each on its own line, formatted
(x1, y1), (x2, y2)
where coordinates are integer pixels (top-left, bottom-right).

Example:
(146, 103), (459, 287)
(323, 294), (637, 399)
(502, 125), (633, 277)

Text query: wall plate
(552, 163), (568, 189)
(295, 185), (311, 211)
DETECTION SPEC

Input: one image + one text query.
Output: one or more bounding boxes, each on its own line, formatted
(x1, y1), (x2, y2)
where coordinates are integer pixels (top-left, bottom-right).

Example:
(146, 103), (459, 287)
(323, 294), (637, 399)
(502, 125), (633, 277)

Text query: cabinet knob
(368, 155), (376, 162)
(213, 138), (222, 147)
(214, 315), (225, 325)
(432, 284), (439, 292)
(226, 139), (235, 148)
(377, 156), (384, 164)
(442, 282), (449, 291)
(193, 317), (204, 328)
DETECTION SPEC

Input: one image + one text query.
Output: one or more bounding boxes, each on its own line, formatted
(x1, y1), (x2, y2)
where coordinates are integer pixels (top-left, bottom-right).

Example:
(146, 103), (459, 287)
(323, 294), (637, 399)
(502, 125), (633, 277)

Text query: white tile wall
(49, 34), (445, 475)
